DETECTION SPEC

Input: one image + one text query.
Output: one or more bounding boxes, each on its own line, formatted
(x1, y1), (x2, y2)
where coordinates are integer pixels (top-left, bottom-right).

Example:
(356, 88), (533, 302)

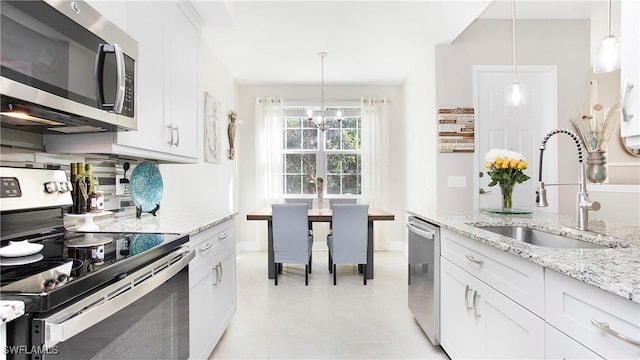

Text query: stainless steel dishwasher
(407, 215), (441, 346)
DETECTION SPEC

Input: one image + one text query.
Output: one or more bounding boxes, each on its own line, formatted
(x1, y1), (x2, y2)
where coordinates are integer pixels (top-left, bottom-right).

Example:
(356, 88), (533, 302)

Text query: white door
(473, 66), (558, 212)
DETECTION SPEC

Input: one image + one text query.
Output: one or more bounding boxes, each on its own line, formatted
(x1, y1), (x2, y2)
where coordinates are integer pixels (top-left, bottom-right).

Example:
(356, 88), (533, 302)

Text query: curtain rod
(284, 98), (392, 103)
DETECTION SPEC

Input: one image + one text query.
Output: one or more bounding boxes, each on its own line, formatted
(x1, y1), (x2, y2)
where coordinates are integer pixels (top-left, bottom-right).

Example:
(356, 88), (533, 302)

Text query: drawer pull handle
(219, 233), (230, 240)
(465, 254), (484, 265)
(465, 285), (473, 311)
(591, 319), (640, 347)
(199, 243), (213, 252)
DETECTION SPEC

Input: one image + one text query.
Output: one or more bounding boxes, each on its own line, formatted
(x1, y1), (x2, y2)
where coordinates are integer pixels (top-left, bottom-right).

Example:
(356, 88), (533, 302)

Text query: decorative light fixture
(593, 0), (620, 73)
(505, 0), (525, 107)
(307, 52), (341, 131)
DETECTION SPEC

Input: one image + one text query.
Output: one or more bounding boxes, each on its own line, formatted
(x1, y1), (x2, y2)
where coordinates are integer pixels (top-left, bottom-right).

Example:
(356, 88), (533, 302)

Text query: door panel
(474, 66), (558, 212)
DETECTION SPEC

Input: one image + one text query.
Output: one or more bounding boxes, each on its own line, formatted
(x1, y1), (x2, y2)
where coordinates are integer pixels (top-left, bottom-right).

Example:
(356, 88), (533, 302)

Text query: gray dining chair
(284, 198), (314, 235)
(272, 203), (313, 286)
(327, 204), (369, 285)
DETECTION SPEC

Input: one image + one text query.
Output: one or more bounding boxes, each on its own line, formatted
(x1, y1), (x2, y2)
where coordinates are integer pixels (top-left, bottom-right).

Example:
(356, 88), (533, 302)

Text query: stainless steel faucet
(535, 129), (600, 231)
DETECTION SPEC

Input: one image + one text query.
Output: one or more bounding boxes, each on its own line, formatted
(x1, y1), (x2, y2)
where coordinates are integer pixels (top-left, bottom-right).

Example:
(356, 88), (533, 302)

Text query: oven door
(31, 246), (193, 360)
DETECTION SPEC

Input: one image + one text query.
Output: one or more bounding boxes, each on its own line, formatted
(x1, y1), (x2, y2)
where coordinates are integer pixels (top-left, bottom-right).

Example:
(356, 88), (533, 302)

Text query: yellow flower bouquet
(484, 149), (530, 209)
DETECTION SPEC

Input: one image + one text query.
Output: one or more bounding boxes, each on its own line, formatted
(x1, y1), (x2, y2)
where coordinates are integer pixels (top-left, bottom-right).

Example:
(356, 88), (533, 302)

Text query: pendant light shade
(593, 0), (620, 73)
(505, 0), (525, 107)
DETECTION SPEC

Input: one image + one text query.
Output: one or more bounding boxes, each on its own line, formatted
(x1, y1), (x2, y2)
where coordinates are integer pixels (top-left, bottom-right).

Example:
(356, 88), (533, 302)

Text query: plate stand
(136, 203), (160, 219)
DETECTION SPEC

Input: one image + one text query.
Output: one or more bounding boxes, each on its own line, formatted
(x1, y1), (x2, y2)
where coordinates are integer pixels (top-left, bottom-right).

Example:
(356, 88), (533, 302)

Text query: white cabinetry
(620, 0), (640, 147)
(545, 269), (640, 359)
(189, 218), (236, 360)
(544, 324), (602, 360)
(46, 1), (200, 163)
(440, 229), (545, 359)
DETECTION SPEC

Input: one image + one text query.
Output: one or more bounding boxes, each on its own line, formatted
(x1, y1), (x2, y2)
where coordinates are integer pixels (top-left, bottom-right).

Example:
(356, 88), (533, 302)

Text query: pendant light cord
(607, 0), (612, 36)
(511, 0), (518, 83)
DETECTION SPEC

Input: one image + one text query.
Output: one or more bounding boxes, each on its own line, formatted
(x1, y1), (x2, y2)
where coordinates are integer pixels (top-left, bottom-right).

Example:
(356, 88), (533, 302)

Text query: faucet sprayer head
(535, 182), (548, 207)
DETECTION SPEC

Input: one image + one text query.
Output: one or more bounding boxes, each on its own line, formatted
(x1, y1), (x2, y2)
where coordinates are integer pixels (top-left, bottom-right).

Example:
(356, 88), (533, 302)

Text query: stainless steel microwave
(0, 0), (137, 133)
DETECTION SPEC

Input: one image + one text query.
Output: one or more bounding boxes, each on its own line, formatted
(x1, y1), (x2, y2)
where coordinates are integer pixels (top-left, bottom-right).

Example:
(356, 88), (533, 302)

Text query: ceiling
(192, 0), (597, 85)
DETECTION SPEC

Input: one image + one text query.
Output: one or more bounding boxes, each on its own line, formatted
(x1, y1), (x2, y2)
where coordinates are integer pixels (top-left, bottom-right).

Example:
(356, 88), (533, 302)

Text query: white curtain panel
(360, 97), (390, 210)
(254, 97), (284, 207)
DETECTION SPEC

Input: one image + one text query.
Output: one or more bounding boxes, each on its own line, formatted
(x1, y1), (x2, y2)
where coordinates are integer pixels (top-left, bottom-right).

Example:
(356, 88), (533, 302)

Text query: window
(282, 106), (362, 196)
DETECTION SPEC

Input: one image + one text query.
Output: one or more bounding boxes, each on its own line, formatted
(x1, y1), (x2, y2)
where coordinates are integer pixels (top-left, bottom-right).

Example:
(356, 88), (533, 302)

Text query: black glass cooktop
(0, 231), (187, 312)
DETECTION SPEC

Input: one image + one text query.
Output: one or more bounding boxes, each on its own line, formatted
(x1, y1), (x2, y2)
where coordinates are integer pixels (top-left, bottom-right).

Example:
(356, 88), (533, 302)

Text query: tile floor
(210, 250), (449, 359)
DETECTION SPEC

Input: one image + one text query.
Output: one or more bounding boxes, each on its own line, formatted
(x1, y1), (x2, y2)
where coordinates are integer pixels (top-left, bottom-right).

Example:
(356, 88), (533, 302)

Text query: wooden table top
(246, 207), (395, 222)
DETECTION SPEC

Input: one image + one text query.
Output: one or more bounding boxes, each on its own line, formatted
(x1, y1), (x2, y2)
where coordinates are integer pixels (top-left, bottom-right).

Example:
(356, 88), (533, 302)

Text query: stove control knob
(58, 181), (68, 192)
(44, 181), (59, 193)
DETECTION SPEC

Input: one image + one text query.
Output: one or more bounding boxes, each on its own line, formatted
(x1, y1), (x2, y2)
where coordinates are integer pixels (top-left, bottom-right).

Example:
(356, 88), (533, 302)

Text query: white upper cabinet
(620, 0), (640, 147)
(46, 1), (200, 163)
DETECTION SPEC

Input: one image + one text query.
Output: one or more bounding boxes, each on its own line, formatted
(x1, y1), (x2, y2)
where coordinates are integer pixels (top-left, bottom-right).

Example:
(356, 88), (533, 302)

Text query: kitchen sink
(475, 225), (607, 249)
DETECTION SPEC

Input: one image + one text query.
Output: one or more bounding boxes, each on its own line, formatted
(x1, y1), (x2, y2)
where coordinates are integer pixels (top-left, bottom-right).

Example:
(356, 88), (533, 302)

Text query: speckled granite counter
(76, 210), (237, 236)
(408, 209), (640, 304)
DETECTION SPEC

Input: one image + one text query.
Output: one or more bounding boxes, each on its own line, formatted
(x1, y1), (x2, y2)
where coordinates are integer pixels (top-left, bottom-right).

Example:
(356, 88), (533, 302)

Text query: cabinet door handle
(465, 285), (473, 311)
(472, 290), (481, 318)
(167, 125), (174, 145)
(591, 319), (640, 347)
(219, 232), (230, 241)
(465, 254), (484, 266)
(217, 262), (223, 283)
(622, 79), (635, 122)
(211, 267), (218, 286)
(173, 126), (180, 146)
(199, 243), (213, 252)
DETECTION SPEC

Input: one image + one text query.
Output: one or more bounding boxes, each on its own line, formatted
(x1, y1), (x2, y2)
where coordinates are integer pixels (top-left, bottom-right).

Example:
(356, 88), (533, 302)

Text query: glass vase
(499, 181), (514, 210)
(586, 151), (607, 183)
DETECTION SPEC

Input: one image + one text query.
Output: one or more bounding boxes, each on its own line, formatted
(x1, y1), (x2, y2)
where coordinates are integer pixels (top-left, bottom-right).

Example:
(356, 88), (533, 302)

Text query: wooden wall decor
(438, 108), (475, 153)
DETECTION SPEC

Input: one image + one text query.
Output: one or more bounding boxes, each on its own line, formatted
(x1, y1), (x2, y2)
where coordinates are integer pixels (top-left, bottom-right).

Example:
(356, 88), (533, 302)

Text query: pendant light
(306, 52), (342, 131)
(593, 0), (620, 73)
(505, 0), (525, 107)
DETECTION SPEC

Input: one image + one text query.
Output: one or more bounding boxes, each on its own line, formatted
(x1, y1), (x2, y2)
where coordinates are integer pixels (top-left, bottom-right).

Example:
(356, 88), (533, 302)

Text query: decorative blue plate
(130, 234), (164, 255)
(129, 162), (163, 212)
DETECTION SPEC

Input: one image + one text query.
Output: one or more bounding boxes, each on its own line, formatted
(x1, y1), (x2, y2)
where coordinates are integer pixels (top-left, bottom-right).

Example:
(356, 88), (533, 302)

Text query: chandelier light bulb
(336, 110), (342, 119)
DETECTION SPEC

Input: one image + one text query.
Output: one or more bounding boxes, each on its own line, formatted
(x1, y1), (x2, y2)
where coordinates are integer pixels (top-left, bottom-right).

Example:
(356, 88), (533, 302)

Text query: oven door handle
(37, 246), (194, 348)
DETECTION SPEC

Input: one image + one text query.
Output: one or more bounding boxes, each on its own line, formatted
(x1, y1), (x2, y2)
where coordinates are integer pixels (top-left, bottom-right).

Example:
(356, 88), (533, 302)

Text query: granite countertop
(78, 210), (237, 236)
(408, 209), (640, 304)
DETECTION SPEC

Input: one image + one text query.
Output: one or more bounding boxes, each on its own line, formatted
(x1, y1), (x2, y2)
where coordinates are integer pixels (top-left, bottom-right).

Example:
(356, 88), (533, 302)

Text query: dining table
(246, 207), (395, 280)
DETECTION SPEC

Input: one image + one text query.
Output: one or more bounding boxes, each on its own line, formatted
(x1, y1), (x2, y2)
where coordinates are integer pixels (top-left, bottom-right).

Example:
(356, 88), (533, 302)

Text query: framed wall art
(204, 92), (222, 164)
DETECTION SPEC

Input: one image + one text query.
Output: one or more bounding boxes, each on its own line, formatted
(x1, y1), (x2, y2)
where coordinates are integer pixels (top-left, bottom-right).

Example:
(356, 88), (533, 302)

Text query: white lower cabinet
(439, 228), (640, 360)
(545, 269), (640, 359)
(441, 258), (544, 359)
(189, 218), (236, 359)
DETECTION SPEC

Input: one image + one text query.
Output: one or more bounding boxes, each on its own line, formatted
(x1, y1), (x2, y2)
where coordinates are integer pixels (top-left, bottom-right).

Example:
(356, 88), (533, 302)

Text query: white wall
(432, 19), (600, 219)
(236, 84), (405, 251)
(403, 49), (439, 217)
(160, 37), (239, 214)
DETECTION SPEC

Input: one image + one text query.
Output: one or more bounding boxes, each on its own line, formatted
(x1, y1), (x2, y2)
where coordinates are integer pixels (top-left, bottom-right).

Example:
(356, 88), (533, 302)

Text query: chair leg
(328, 252), (333, 273)
(275, 263), (278, 286)
(333, 264), (337, 285)
(305, 265), (309, 286)
(363, 264), (367, 285)
(278, 263), (282, 273)
(309, 252), (312, 274)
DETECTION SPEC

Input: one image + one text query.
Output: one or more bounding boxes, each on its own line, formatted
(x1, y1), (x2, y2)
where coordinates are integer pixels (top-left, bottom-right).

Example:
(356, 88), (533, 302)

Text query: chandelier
(307, 52), (342, 131)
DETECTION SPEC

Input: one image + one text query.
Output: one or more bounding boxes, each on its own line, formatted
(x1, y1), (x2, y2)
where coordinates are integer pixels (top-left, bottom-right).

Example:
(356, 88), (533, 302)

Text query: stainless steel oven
(0, 167), (193, 360)
(407, 215), (441, 346)
(0, 0), (137, 133)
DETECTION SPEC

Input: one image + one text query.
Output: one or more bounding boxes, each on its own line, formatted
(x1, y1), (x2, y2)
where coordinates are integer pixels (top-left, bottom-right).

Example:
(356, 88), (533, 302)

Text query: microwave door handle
(95, 44), (108, 110)
(94, 44), (125, 113)
(112, 44), (125, 114)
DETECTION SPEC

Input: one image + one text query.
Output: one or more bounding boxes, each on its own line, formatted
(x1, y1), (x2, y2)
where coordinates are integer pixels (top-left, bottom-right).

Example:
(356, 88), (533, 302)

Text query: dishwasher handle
(38, 246), (194, 348)
(407, 221), (435, 240)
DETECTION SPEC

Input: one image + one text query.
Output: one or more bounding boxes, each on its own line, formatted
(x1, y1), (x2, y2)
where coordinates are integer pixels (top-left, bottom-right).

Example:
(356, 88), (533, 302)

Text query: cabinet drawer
(545, 269), (640, 359)
(190, 219), (234, 273)
(441, 228), (544, 317)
